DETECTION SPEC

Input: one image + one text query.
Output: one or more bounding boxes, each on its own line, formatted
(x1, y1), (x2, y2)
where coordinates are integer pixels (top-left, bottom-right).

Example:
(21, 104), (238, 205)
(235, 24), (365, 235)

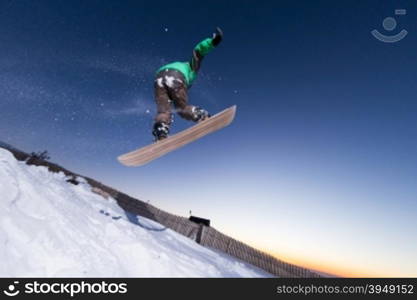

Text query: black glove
(212, 27), (223, 46)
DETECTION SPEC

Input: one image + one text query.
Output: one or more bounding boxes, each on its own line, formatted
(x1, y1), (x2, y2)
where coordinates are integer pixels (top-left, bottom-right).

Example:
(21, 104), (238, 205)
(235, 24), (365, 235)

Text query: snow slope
(0, 141), (15, 151)
(0, 148), (271, 277)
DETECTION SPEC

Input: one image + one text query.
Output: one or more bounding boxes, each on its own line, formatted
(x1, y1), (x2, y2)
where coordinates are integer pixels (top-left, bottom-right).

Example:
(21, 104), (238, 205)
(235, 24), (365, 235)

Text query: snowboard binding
(152, 122), (170, 141)
(192, 106), (211, 122)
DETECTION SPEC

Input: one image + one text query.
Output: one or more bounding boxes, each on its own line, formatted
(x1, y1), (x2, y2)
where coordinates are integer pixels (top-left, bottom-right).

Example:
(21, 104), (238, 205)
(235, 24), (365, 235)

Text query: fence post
(196, 224), (204, 244)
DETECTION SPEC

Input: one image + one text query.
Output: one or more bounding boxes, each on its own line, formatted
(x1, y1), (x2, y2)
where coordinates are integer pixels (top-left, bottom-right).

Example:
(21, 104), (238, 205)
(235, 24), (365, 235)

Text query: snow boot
(192, 106), (211, 122)
(152, 122), (170, 141)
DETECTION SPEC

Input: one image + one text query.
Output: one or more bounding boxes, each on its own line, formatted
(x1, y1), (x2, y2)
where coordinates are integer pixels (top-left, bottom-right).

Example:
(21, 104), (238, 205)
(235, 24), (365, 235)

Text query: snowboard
(117, 105), (237, 167)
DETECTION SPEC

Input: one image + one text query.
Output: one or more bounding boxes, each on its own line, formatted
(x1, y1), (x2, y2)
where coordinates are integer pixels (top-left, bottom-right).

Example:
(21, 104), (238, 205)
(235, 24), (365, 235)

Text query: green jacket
(157, 38), (215, 87)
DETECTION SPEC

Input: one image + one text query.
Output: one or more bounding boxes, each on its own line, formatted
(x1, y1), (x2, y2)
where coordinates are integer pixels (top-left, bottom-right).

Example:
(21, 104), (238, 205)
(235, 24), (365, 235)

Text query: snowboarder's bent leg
(170, 85), (194, 121)
(169, 80), (210, 122)
(153, 76), (172, 141)
(154, 77), (172, 124)
(152, 69), (211, 141)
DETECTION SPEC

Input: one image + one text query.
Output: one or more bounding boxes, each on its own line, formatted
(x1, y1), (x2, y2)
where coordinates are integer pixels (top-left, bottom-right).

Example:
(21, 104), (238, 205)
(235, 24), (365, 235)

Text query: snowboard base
(117, 105), (236, 167)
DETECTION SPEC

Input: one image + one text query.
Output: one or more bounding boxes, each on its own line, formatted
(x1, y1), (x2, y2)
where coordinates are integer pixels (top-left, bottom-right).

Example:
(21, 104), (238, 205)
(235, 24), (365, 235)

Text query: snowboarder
(152, 27), (223, 141)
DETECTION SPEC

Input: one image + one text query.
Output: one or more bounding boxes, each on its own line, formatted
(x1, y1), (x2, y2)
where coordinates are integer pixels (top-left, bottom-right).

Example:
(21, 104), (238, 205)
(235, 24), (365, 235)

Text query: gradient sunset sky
(0, 0), (416, 277)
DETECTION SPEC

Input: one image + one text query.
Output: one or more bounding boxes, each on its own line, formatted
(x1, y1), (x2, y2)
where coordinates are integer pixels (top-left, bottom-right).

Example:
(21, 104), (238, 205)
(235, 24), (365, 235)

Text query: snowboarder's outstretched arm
(190, 27), (223, 72)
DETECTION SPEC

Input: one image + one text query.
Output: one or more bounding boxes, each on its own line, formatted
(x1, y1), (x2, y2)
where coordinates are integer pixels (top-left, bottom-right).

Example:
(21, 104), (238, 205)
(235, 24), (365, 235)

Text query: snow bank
(0, 148), (270, 277)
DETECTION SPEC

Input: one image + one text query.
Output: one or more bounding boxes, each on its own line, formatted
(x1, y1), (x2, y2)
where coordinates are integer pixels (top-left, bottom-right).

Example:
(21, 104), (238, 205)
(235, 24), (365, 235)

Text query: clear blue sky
(1, 0), (416, 277)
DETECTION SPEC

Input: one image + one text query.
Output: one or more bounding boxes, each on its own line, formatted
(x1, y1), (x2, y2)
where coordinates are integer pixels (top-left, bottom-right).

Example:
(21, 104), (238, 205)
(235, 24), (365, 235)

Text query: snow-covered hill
(0, 148), (270, 277)
(0, 141), (16, 151)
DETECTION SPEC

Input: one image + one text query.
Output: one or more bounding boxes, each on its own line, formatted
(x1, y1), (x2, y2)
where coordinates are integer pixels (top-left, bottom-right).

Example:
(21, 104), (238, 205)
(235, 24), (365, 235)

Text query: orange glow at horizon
(212, 227), (387, 278)
(267, 251), (388, 278)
